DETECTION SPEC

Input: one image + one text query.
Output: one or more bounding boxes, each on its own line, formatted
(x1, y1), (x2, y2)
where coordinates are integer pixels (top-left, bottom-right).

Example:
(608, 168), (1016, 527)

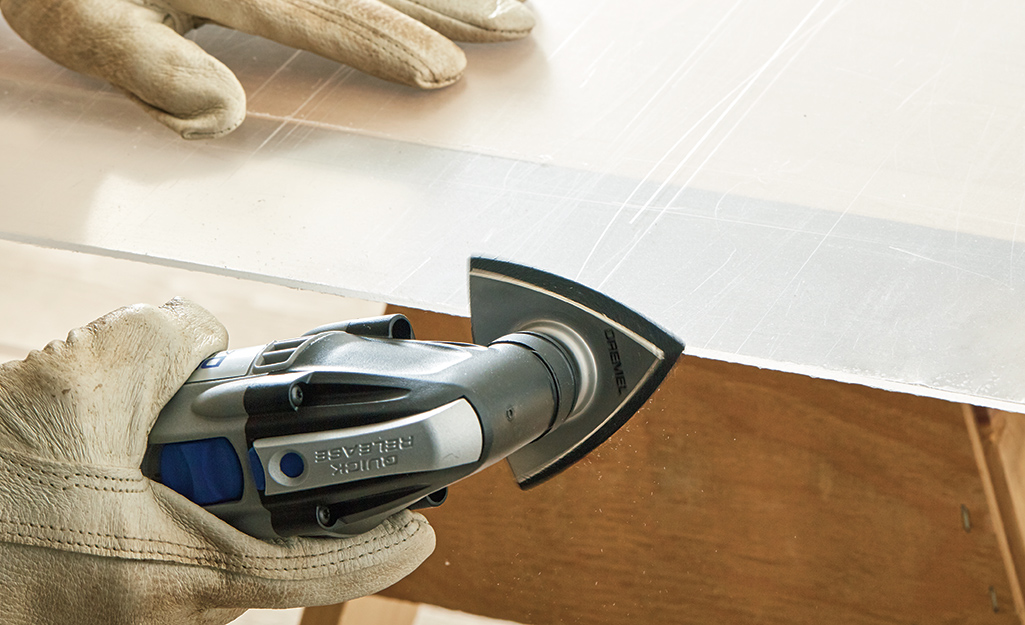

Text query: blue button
(280, 452), (305, 478)
(159, 438), (243, 505)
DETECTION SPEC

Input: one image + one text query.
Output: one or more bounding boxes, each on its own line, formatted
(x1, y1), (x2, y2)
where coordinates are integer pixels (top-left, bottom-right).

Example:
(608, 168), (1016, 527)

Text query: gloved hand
(0, 298), (435, 625)
(0, 0), (534, 139)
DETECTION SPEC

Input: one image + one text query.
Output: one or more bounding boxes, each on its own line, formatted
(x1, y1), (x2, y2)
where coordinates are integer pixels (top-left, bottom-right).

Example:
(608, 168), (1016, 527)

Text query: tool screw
(289, 384), (304, 409)
(316, 505), (333, 527)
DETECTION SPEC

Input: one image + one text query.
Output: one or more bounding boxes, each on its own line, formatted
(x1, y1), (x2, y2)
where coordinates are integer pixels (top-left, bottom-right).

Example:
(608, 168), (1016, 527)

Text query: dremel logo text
(604, 329), (628, 394)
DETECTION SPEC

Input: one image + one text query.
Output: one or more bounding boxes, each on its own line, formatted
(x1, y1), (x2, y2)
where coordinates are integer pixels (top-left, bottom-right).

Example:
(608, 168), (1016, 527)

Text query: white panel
(1, 0), (1023, 410)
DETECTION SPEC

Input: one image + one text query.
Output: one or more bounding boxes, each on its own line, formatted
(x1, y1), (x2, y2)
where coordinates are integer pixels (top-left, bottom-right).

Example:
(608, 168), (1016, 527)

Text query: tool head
(469, 258), (683, 488)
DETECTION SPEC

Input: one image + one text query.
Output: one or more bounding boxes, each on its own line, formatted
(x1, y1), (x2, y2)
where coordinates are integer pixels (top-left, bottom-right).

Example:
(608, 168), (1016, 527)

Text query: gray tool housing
(145, 258), (682, 539)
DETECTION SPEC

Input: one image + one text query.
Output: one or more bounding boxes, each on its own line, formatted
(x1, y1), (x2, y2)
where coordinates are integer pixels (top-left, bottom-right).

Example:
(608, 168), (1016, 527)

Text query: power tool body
(144, 259), (682, 539)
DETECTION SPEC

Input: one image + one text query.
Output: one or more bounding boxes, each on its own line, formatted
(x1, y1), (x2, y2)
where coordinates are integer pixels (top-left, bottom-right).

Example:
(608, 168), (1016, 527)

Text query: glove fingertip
(413, 45), (466, 89)
(377, 0), (535, 43)
(125, 83), (247, 140)
(103, 24), (249, 139)
(158, 298), (229, 365)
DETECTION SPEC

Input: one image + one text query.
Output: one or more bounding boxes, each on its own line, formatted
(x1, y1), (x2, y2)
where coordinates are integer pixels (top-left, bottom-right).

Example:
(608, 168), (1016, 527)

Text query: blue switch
(159, 438), (244, 505)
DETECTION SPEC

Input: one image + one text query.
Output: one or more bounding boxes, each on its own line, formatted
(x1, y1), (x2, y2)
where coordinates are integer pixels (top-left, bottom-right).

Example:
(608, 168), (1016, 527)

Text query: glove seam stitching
(0, 515), (415, 556)
(0, 448), (143, 482)
(0, 451), (146, 493)
(287, 0), (446, 84)
(0, 517), (421, 571)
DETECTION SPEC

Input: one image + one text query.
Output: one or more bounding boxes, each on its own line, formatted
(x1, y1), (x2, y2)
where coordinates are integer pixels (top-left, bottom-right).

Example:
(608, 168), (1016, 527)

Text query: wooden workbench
(346, 306), (1021, 624)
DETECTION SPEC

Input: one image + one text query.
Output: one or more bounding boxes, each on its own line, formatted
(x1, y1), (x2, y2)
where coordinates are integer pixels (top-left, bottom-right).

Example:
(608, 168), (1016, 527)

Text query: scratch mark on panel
(952, 105), (998, 256)
(819, 329), (851, 362)
(576, 48), (776, 280)
(701, 314), (736, 349)
(894, 64), (950, 111)
(574, 64), (760, 272)
(253, 67), (344, 153)
(687, 248), (737, 296)
(546, 0), (615, 61)
(388, 256), (433, 294)
(733, 152), (885, 353)
(610, 0), (749, 146)
(889, 246), (1007, 285)
(578, 43), (615, 89)
(590, 0), (847, 288)
(249, 50), (303, 101)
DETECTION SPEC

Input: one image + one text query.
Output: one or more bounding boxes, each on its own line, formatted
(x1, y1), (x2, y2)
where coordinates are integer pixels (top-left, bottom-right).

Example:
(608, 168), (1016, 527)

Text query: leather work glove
(0, 298), (435, 625)
(0, 0), (534, 139)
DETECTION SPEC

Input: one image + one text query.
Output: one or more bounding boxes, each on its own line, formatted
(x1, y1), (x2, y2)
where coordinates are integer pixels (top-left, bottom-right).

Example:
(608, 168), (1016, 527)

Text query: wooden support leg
(967, 406), (1025, 620)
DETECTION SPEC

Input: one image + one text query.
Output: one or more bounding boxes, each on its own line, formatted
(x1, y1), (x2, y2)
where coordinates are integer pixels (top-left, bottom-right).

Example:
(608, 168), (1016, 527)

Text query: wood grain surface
(376, 306), (1016, 624)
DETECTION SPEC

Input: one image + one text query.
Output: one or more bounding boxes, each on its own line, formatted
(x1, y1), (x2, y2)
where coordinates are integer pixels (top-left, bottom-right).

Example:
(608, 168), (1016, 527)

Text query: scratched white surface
(1, 0), (1024, 410)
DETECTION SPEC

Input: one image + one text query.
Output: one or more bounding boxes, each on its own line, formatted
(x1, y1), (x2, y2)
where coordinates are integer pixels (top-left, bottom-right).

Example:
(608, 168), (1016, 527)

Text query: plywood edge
(299, 597), (421, 625)
(299, 603), (344, 625)
(964, 405), (1025, 621)
(339, 596), (419, 625)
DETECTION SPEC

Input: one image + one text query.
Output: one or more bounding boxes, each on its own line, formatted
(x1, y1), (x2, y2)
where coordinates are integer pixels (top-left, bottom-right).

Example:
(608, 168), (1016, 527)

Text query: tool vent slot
(253, 337), (310, 373)
(300, 383), (409, 407)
